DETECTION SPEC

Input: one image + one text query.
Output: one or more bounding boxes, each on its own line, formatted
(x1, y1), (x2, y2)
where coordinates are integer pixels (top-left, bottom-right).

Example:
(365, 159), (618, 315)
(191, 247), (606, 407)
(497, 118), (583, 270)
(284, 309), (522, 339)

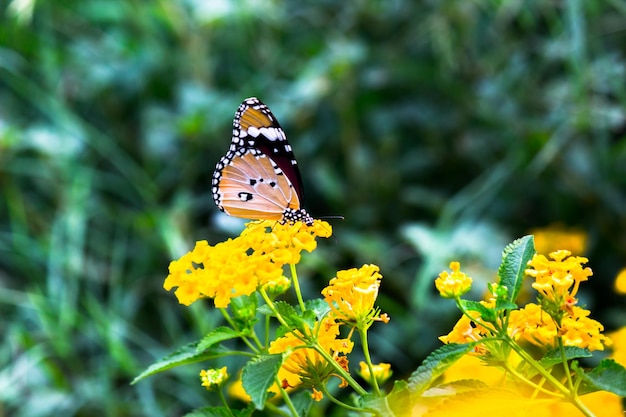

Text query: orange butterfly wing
(217, 151), (300, 221)
(212, 98), (313, 225)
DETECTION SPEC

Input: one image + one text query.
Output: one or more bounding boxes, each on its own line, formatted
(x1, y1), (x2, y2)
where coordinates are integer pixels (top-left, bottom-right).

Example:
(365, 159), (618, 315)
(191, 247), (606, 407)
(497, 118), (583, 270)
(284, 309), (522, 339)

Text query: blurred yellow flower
(608, 327), (626, 367)
(200, 366), (228, 390)
(322, 264), (383, 326)
(435, 262), (473, 299)
(163, 220), (331, 307)
(531, 226), (587, 255)
(268, 317), (353, 390)
(439, 355), (623, 417)
(614, 268), (626, 295)
(357, 361), (392, 385)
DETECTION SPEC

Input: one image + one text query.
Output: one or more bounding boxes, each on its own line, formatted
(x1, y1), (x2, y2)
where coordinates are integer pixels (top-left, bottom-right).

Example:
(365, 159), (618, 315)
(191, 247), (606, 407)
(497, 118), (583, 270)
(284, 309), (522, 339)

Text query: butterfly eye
(212, 98), (314, 226)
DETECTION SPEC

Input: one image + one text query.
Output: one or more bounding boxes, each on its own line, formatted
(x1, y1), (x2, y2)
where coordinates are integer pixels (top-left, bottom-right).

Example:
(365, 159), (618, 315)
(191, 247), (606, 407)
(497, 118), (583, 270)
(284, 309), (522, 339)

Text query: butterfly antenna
(318, 215), (345, 221)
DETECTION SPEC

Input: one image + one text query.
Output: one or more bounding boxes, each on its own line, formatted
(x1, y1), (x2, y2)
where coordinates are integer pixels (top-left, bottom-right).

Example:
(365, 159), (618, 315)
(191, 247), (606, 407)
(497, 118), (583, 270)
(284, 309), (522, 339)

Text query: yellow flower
(531, 225), (587, 255)
(435, 262), (473, 299)
(508, 303), (611, 352)
(358, 361), (392, 386)
(200, 366), (228, 390)
(525, 250), (592, 313)
(163, 220), (331, 307)
(614, 268), (626, 295)
(268, 317), (353, 389)
(321, 264), (383, 326)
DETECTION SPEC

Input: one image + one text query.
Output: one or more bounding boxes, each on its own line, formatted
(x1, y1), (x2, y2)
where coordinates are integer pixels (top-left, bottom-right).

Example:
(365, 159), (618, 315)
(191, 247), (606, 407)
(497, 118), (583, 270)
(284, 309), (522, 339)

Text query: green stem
(217, 388), (236, 417)
(505, 339), (595, 417)
(290, 263), (306, 312)
(259, 288), (367, 396)
(558, 338), (575, 391)
(220, 308), (262, 352)
(319, 384), (365, 412)
(358, 326), (381, 396)
(275, 376), (299, 417)
(501, 361), (560, 397)
(311, 343), (367, 396)
(259, 288), (294, 331)
(264, 401), (292, 417)
(455, 298), (500, 335)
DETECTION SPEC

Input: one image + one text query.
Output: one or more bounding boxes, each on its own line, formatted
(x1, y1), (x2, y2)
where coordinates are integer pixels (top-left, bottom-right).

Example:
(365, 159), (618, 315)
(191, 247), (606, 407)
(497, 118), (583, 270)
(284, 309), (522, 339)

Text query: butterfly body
(212, 98), (314, 226)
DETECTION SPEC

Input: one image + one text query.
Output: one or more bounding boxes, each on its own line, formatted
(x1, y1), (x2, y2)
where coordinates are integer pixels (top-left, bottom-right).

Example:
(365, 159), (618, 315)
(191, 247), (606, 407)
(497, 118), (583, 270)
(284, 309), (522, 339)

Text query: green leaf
(579, 359), (626, 396)
(303, 298), (331, 321)
(290, 389), (314, 416)
(407, 343), (474, 395)
(183, 405), (254, 417)
(497, 235), (535, 304)
(360, 380), (411, 417)
(538, 346), (592, 369)
(196, 326), (242, 352)
(459, 300), (496, 323)
(494, 300), (517, 311)
(132, 342), (227, 384)
(519, 347), (594, 378)
(242, 354), (283, 409)
(273, 301), (315, 333)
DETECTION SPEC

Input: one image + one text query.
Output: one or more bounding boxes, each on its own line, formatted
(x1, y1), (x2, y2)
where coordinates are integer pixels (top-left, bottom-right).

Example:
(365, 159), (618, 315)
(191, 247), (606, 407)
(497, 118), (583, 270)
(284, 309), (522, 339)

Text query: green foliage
(132, 342), (228, 384)
(497, 235), (536, 304)
(407, 343), (475, 395)
(183, 405), (254, 417)
(241, 354), (283, 409)
(197, 327), (244, 352)
(578, 359), (626, 397)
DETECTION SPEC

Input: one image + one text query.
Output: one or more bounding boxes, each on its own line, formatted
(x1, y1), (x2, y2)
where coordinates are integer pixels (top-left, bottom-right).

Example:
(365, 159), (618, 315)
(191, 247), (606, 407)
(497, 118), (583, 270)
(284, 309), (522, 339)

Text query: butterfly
(212, 97), (314, 226)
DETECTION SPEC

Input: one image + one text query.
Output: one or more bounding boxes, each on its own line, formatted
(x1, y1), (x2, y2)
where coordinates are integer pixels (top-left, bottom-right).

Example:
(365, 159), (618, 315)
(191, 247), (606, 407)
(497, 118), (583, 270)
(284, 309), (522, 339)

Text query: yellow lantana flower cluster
(508, 303), (611, 351)
(268, 316), (354, 390)
(321, 264), (383, 326)
(200, 366), (228, 390)
(435, 261), (473, 299)
(163, 220), (331, 307)
(525, 250), (591, 312)
(439, 251), (611, 353)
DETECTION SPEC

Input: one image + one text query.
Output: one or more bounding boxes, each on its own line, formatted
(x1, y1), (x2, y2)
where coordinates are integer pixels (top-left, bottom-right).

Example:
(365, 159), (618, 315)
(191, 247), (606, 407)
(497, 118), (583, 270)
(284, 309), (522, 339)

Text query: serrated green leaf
(459, 300), (496, 323)
(242, 354), (283, 409)
(290, 389), (314, 416)
(304, 298), (332, 320)
(196, 326), (242, 352)
(274, 301), (313, 333)
(538, 346), (592, 368)
(183, 405), (254, 417)
(494, 300), (517, 311)
(407, 343), (474, 395)
(257, 304), (273, 315)
(360, 380), (410, 417)
(579, 359), (626, 396)
(497, 235), (535, 304)
(132, 342), (227, 384)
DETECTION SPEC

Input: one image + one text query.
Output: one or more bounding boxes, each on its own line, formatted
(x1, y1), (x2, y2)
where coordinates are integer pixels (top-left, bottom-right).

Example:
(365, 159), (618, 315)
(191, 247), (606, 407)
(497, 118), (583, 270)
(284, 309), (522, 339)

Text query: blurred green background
(1, 0), (625, 416)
